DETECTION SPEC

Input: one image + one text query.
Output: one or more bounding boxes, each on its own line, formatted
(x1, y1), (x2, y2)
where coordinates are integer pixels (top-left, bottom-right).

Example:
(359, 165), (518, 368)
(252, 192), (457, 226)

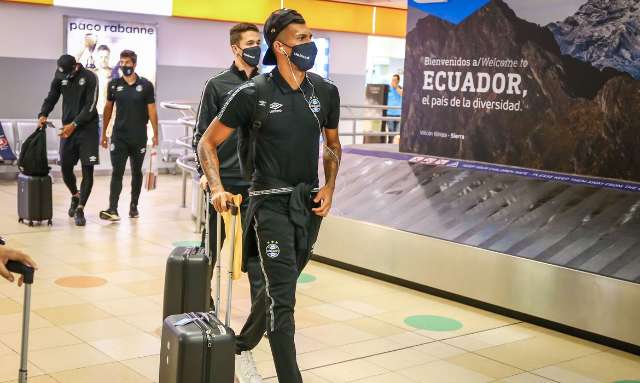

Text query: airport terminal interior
(1, 0), (640, 382)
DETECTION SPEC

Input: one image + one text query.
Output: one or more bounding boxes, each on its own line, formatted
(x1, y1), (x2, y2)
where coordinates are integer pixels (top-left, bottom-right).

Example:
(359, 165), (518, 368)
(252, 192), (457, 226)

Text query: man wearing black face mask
(100, 50), (158, 221)
(38, 54), (99, 226)
(192, 22), (261, 310)
(198, 9), (341, 383)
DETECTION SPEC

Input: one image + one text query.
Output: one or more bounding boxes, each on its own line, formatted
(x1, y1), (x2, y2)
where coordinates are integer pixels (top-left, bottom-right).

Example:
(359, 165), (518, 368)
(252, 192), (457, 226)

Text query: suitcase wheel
(18, 218), (23, 223)
(28, 221), (34, 227)
(48, 220), (52, 226)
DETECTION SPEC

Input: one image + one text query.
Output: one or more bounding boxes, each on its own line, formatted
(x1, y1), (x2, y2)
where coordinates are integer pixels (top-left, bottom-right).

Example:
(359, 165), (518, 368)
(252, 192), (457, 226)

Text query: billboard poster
(0, 122), (16, 161)
(65, 17), (157, 114)
(55, 0), (172, 16)
(400, 0), (640, 183)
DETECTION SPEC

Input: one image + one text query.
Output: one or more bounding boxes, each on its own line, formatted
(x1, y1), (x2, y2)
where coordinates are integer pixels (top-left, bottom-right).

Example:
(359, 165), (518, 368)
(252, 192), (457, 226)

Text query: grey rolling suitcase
(5, 256), (36, 382)
(17, 174), (53, 226)
(159, 201), (239, 383)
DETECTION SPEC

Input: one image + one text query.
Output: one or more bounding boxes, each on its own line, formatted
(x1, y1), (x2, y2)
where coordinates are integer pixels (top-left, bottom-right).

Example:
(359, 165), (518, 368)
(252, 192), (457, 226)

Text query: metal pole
(181, 169), (187, 208)
(215, 214), (222, 318)
(195, 187), (203, 233)
(18, 285), (31, 383)
(225, 214), (236, 327)
(352, 120), (357, 145)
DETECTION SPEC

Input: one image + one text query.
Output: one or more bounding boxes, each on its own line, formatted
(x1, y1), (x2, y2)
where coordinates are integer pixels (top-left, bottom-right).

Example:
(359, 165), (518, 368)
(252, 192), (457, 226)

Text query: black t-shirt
(218, 68), (340, 185)
(219, 69), (340, 186)
(107, 75), (155, 144)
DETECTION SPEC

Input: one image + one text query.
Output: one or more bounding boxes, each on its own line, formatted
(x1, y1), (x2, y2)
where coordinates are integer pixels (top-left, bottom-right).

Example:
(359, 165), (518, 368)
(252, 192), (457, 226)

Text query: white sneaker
(235, 351), (263, 383)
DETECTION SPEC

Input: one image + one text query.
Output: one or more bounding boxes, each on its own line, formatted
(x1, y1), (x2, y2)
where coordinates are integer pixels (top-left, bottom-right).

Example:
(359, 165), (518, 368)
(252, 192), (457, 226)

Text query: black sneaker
(99, 209), (121, 222)
(68, 196), (80, 217)
(74, 207), (86, 226)
(129, 204), (140, 218)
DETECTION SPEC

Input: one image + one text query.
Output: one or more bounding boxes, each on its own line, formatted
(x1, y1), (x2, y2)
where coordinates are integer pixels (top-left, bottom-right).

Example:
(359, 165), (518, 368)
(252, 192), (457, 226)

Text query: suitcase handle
(6, 261), (35, 285)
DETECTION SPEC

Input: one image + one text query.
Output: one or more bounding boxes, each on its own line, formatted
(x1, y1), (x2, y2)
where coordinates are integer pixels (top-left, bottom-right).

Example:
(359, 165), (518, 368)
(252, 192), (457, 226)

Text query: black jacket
(39, 65), (99, 134)
(193, 63), (257, 184)
(242, 175), (322, 272)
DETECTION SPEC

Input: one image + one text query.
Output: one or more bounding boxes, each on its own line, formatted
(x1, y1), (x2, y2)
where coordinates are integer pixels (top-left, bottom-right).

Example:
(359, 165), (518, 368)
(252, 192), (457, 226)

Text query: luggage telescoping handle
(214, 199), (239, 328)
(6, 261), (35, 383)
(6, 261), (35, 285)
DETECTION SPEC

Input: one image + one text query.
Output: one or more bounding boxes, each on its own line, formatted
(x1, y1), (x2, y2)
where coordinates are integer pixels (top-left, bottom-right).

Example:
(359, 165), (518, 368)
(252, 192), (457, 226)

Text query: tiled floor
(1, 174), (640, 383)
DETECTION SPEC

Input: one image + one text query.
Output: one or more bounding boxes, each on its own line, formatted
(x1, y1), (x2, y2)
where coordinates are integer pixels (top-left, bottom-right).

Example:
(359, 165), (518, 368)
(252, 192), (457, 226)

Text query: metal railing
(161, 100), (403, 208)
(175, 153), (207, 233)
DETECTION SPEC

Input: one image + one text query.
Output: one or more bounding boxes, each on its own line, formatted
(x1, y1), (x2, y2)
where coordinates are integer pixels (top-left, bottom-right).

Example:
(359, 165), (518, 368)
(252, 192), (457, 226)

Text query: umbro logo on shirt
(117, 86), (124, 92)
(269, 102), (283, 114)
(89, 156), (97, 163)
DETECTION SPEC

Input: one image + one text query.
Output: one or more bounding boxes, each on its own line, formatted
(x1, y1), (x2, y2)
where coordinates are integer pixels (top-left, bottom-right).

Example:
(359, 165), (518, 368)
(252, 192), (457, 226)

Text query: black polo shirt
(218, 68), (340, 186)
(107, 75), (155, 145)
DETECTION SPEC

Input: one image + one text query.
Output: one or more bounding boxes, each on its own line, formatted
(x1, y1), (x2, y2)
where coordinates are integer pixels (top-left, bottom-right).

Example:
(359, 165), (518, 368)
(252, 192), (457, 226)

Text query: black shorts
(59, 131), (100, 167)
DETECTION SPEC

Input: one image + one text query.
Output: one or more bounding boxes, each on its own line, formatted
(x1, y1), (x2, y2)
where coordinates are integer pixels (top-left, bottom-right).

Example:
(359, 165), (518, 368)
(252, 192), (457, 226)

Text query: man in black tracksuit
(192, 23), (261, 309)
(198, 9), (342, 383)
(38, 54), (99, 226)
(99, 50), (159, 221)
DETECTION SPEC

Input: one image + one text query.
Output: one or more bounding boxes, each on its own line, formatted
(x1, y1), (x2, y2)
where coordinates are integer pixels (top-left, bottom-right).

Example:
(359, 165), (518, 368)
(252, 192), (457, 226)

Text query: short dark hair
(393, 74), (401, 81)
(120, 49), (137, 64)
(230, 23), (260, 46)
(97, 45), (110, 52)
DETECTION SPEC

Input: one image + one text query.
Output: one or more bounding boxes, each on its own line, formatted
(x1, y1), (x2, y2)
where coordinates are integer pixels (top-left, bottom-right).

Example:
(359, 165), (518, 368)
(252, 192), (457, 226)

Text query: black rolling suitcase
(162, 244), (211, 319)
(162, 190), (213, 320)
(160, 201), (239, 383)
(2, 239), (36, 383)
(17, 174), (53, 226)
(17, 122), (52, 227)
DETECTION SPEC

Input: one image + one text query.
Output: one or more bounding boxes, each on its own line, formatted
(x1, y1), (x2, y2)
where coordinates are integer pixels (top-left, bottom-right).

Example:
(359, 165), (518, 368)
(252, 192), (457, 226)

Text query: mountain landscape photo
(400, 0), (640, 182)
(549, 0), (640, 79)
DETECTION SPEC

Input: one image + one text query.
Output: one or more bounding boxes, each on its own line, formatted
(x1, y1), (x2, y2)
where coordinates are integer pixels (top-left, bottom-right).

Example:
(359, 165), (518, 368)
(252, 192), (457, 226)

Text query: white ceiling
(324, 0), (408, 10)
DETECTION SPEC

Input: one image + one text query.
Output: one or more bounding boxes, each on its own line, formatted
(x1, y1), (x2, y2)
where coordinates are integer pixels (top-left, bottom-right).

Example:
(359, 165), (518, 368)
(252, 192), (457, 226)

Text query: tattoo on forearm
(198, 141), (224, 192)
(323, 142), (341, 187)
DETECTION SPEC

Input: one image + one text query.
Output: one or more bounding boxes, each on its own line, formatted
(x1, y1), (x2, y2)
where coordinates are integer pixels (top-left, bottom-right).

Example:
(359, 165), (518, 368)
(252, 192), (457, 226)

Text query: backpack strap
(251, 74), (274, 132)
(238, 74), (274, 180)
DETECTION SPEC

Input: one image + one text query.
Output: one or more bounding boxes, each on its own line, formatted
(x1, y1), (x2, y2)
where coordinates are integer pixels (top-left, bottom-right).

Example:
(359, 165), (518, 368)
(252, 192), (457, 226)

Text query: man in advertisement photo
(76, 32), (98, 70)
(38, 54), (100, 226)
(192, 22), (261, 311)
(198, 8), (342, 383)
(96, 44), (113, 113)
(100, 49), (158, 221)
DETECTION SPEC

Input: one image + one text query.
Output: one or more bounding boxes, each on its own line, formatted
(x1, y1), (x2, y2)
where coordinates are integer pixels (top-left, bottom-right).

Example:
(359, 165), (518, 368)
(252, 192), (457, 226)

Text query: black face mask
(121, 66), (135, 76)
(58, 64), (73, 75)
(281, 41), (318, 72)
(240, 46), (261, 67)
(58, 65), (78, 80)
